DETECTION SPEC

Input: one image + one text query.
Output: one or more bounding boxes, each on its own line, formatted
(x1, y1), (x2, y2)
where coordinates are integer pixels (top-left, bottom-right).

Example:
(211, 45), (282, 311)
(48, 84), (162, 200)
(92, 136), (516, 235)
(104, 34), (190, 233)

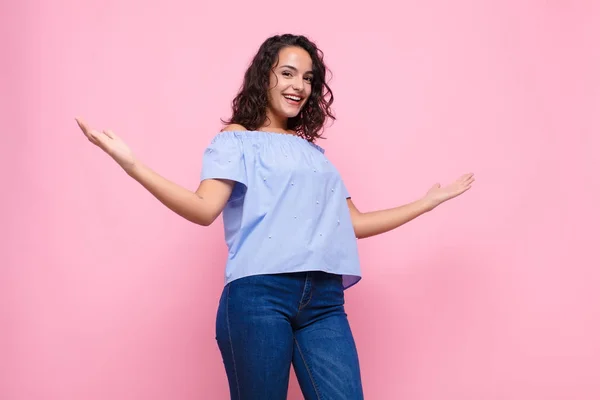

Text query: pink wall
(2, 0), (599, 399)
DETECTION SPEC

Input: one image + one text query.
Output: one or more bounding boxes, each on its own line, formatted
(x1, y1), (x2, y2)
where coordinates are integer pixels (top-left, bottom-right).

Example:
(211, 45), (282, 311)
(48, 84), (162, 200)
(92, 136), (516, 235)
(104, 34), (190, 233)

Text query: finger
(90, 130), (111, 149)
(460, 173), (474, 182)
(88, 129), (99, 142)
(463, 176), (474, 185)
(103, 129), (116, 139)
(75, 118), (94, 138)
(75, 117), (88, 132)
(88, 128), (106, 143)
(86, 130), (101, 146)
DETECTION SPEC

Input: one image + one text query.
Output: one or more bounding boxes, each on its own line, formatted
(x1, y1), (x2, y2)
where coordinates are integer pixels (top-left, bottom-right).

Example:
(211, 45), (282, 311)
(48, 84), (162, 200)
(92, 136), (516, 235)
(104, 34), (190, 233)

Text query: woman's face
(266, 46), (314, 125)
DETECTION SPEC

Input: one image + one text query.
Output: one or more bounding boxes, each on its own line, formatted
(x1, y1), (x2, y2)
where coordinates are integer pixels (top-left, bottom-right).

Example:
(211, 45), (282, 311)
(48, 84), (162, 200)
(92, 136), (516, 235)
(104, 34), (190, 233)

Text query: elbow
(196, 219), (211, 227)
(196, 213), (218, 227)
(192, 194), (222, 226)
(353, 227), (368, 240)
(191, 207), (219, 226)
(350, 214), (366, 239)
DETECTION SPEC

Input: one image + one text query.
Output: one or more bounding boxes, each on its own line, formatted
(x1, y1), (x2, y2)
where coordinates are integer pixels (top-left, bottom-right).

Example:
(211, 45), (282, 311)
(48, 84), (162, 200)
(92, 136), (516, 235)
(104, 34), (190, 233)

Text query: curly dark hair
(221, 34), (335, 142)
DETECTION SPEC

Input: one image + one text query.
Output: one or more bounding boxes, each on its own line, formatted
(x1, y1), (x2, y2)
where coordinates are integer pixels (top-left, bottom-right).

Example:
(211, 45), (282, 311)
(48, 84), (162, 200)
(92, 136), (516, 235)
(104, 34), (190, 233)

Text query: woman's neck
(258, 127), (295, 135)
(260, 112), (294, 134)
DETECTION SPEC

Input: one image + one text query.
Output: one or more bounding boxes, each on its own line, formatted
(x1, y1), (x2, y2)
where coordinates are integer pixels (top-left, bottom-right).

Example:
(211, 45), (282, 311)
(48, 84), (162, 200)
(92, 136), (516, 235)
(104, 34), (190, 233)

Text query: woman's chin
(282, 106), (303, 118)
(268, 104), (303, 121)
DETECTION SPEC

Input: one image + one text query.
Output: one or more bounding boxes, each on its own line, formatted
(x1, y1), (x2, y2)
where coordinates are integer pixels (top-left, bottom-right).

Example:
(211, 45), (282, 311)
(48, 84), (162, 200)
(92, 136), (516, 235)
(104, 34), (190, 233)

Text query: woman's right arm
(127, 162), (234, 226)
(75, 117), (233, 226)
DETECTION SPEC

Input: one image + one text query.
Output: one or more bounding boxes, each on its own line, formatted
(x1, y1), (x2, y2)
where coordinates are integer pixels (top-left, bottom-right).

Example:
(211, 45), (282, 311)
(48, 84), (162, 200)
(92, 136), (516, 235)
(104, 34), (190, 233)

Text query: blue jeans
(215, 271), (364, 399)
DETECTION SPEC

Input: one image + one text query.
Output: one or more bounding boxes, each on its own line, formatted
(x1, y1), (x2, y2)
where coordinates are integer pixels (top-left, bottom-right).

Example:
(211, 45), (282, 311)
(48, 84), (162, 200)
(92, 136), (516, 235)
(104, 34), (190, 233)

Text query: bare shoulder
(221, 124), (247, 132)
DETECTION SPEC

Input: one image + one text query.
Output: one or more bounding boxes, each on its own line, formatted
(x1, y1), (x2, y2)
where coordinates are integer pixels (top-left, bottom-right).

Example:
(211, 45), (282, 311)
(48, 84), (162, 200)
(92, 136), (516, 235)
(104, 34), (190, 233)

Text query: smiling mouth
(283, 94), (303, 105)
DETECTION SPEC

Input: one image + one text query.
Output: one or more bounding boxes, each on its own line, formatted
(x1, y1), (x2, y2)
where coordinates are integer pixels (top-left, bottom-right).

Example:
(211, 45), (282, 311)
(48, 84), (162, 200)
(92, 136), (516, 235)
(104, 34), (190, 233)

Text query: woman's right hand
(76, 117), (137, 173)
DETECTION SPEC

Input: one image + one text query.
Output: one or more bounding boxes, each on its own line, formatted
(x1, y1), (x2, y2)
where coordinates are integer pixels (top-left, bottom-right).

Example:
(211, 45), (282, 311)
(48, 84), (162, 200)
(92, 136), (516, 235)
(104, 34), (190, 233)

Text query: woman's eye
(282, 71), (292, 77)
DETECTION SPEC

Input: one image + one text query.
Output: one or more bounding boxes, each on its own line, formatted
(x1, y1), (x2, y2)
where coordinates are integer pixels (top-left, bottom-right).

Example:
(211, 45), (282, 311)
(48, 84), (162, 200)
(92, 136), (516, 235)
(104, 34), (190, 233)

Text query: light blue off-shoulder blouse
(200, 130), (361, 290)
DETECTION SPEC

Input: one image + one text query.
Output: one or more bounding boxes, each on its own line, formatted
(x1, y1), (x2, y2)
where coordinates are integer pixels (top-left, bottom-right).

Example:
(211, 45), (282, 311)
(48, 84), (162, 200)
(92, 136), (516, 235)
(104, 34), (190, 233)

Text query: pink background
(2, 0), (599, 399)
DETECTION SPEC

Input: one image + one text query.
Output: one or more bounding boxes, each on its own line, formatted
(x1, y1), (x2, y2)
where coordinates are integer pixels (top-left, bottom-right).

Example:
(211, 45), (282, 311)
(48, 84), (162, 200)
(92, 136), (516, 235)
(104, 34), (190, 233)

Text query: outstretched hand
(75, 118), (137, 173)
(424, 173), (475, 209)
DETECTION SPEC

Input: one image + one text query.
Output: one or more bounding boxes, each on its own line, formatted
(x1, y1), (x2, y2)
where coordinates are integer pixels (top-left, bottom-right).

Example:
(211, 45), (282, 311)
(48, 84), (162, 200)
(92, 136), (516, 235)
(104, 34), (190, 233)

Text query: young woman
(76, 34), (474, 400)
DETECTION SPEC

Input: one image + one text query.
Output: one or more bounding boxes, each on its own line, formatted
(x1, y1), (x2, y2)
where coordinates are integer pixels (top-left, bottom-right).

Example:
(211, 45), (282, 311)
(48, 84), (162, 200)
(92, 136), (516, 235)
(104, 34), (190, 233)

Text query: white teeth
(284, 95), (301, 101)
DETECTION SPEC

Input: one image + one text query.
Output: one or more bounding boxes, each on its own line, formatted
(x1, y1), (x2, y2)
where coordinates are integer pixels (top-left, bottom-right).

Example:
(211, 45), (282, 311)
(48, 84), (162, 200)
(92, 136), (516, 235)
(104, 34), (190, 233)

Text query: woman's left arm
(347, 173), (475, 239)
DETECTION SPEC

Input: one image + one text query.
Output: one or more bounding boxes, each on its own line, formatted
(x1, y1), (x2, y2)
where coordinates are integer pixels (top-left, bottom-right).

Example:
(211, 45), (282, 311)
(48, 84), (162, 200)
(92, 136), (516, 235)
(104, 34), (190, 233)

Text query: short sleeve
(200, 132), (248, 201)
(314, 143), (350, 199)
(341, 179), (351, 199)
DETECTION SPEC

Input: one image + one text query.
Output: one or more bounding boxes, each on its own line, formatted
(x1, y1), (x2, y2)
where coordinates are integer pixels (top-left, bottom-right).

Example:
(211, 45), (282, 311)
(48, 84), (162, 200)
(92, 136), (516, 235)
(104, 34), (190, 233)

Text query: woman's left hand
(423, 173), (475, 209)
